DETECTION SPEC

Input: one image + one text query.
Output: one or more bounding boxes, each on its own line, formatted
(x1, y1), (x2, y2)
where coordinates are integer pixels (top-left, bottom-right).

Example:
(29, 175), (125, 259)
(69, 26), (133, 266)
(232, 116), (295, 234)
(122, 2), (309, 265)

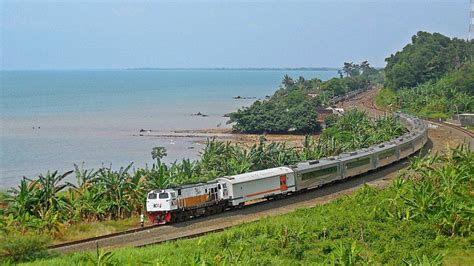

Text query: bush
(0, 234), (52, 263)
(374, 88), (397, 109)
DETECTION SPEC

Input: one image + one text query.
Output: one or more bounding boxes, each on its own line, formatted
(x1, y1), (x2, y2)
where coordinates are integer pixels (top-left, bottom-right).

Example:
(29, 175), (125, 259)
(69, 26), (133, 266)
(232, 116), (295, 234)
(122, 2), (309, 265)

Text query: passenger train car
(146, 112), (428, 224)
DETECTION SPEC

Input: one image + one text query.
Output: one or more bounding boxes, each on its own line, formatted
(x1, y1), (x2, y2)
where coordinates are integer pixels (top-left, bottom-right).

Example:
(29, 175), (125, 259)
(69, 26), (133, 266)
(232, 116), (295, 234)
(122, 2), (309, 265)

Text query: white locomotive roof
(218, 167), (294, 184)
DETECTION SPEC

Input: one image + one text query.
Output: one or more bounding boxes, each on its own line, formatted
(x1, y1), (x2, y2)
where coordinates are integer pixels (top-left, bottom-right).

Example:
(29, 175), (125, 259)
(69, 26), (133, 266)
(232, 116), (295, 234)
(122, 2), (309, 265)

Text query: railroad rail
(50, 224), (160, 249)
(441, 122), (474, 138)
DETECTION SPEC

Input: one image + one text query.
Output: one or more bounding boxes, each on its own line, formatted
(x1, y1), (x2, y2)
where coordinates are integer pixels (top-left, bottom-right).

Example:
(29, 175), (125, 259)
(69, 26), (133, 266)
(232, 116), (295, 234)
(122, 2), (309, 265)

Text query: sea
(0, 69), (337, 188)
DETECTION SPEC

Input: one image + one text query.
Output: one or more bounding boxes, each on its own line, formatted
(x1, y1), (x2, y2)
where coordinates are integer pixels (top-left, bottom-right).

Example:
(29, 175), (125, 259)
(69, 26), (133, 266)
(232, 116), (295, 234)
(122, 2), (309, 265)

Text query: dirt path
(52, 89), (469, 254)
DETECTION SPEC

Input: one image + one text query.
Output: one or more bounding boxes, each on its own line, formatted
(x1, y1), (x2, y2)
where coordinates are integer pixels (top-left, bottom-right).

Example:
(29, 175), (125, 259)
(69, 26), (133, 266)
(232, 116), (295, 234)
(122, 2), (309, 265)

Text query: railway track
(441, 122), (474, 138)
(358, 89), (473, 146)
(49, 89), (472, 254)
(50, 224), (160, 250)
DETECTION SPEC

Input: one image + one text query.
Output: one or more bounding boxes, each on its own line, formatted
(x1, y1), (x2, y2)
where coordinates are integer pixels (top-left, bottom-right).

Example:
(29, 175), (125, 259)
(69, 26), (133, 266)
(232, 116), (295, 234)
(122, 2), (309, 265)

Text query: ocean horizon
(0, 69), (337, 188)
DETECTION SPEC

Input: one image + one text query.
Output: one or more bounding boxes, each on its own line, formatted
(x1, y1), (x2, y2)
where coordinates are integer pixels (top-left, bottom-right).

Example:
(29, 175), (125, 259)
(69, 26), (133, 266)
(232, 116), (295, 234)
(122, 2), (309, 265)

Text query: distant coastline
(126, 67), (341, 71)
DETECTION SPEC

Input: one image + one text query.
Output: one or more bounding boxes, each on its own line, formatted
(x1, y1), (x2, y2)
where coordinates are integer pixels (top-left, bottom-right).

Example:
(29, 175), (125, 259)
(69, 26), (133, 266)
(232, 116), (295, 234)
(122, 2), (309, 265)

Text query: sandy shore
(135, 128), (317, 150)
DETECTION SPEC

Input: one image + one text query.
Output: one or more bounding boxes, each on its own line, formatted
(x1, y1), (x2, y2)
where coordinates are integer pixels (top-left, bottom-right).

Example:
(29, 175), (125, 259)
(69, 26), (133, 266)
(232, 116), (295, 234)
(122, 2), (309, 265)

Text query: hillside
(377, 32), (474, 119)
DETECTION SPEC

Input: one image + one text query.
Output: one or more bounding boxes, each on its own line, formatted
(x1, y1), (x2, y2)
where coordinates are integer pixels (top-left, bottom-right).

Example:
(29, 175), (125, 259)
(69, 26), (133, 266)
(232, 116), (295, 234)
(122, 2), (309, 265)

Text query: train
(145, 112), (428, 224)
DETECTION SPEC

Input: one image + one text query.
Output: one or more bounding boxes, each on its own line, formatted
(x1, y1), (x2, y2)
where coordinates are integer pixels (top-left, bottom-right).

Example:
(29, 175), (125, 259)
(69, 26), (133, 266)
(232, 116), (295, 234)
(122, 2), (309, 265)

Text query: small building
(316, 107), (338, 129)
(446, 113), (474, 127)
(316, 106), (333, 120)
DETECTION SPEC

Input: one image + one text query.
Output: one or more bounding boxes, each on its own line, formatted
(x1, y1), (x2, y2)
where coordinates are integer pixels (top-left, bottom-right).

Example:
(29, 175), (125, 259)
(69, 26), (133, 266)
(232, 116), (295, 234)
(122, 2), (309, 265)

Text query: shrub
(0, 234), (52, 263)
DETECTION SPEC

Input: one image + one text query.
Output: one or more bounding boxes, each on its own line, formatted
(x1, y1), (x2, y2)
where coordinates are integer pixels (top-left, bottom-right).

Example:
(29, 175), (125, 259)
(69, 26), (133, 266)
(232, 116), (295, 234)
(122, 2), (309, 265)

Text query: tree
(288, 102), (320, 133)
(297, 76), (305, 84)
(337, 70), (344, 79)
(282, 75), (294, 87)
(342, 62), (360, 77)
(151, 147), (167, 161)
(384, 31), (474, 90)
(386, 62), (416, 89)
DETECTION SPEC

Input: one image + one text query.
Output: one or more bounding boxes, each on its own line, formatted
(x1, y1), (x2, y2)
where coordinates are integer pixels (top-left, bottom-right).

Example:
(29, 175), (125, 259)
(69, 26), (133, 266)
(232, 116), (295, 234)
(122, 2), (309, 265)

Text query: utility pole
(470, 0), (474, 40)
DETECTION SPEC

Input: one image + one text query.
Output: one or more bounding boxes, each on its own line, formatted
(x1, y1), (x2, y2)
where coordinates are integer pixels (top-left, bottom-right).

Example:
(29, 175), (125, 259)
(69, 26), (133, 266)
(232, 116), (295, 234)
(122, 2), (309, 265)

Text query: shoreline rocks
(234, 96), (256, 99)
(192, 112), (208, 117)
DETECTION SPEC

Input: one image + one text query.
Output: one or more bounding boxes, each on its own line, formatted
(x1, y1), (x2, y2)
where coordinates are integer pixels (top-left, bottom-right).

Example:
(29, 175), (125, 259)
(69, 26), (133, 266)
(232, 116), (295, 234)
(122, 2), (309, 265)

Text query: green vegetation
(385, 31), (474, 90)
(396, 78), (473, 119)
(374, 87), (397, 110)
(1, 234), (52, 264)
(0, 110), (404, 263)
(228, 61), (383, 133)
(5, 31), (473, 264)
(378, 65), (474, 119)
(22, 146), (473, 265)
(379, 32), (474, 119)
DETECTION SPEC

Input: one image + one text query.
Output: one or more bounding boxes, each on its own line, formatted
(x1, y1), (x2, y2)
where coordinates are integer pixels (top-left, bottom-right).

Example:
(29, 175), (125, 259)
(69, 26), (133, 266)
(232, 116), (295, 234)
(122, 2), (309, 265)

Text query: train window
(178, 189), (181, 196)
(400, 143), (413, 151)
(205, 189), (208, 193)
(301, 166), (338, 180)
(148, 193), (157, 199)
(159, 193), (169, 199)
(379, 149), (396, 160)
(223, 184), (227, 188)
(218, 184), (221, 189)
(346, 158), (371, 169)
(171, 192), (176, 198)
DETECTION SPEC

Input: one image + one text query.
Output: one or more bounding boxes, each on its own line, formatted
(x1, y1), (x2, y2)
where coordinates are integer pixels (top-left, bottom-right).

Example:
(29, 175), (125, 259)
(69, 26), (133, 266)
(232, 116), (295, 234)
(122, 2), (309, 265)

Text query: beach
(137, 128), (315, 150)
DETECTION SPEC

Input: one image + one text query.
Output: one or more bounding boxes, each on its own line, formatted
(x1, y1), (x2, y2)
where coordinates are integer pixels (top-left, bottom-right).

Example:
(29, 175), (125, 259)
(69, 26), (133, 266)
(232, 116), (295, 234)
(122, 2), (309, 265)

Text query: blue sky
(1, 0), (470, 70)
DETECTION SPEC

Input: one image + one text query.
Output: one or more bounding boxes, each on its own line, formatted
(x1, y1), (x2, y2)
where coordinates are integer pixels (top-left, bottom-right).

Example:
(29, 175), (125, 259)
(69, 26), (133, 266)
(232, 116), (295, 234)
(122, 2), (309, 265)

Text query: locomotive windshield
(159, 193), (169, 199)
(148, 193), (157, 199)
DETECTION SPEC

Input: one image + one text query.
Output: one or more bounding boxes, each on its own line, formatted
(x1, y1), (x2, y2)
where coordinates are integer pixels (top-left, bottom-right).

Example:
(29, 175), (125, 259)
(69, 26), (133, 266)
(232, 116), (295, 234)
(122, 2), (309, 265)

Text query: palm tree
(282, 75), (294, 88)
(151, 146), (167, 161)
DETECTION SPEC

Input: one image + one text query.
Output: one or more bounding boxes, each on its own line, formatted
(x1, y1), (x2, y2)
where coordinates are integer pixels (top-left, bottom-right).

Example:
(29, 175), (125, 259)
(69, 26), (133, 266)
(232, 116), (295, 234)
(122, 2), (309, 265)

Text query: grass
(54, 216), (144, 244)
(374, 87), (397, 110)
(374, 87), (457, 120)
(22, 182), (473, 265)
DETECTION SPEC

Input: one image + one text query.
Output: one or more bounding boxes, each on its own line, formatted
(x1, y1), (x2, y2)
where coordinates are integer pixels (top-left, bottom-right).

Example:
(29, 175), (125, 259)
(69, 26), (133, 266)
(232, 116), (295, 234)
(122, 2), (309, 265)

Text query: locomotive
(146, 112), (428, 224)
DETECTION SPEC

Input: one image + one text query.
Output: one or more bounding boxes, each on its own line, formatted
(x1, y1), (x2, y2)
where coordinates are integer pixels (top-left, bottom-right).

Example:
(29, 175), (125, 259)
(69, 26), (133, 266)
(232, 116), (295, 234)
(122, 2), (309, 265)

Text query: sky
(0, 0), (470, 70)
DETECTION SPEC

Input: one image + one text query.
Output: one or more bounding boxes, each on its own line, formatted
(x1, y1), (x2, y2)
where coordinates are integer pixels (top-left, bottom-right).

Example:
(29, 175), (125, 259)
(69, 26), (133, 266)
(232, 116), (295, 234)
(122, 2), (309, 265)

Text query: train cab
(146, 189), (178, 213)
